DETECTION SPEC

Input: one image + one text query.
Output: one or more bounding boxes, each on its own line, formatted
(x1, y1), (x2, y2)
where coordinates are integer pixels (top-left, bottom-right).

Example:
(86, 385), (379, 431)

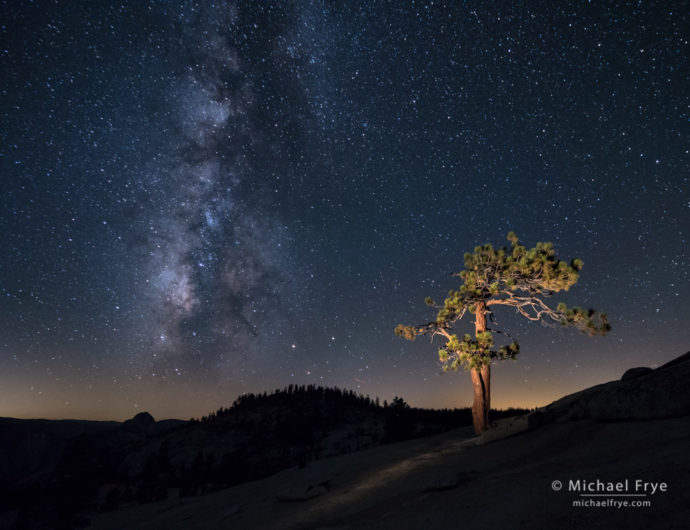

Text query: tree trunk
(470, 301), (490, 434)
(470, 365), (491, 434)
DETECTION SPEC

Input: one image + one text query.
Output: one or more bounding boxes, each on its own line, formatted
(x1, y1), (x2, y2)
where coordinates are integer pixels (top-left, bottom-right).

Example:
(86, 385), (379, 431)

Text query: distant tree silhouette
(391, 396), (409, 410)
(396, 233), (610, 434)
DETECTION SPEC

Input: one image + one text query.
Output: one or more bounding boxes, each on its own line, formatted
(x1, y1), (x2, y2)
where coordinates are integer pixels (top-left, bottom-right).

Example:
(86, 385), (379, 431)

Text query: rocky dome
(121, 411), (156, 436)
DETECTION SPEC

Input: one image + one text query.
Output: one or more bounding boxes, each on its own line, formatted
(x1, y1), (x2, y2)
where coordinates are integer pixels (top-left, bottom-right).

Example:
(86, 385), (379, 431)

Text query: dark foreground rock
(534, 350), (690, 423)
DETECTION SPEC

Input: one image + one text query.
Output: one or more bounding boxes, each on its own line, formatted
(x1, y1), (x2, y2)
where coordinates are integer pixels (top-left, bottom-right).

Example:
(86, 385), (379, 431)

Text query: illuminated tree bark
(396, 233), (610, 435)
(471, 301), (490, 433)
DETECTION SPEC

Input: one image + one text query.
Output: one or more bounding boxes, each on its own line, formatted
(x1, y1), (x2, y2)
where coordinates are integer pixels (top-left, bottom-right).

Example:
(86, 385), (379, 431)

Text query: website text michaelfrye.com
(550, 478), (668, 509)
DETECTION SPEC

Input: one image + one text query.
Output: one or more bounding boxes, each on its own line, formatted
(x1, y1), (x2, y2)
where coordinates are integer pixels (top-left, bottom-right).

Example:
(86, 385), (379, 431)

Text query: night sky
(2, 1), (688, 420)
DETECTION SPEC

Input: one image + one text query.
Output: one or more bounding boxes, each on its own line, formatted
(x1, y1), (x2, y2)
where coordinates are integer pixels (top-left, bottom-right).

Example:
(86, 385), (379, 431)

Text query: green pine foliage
(395, 233), (610, 372)
(436, 332), (520, 372)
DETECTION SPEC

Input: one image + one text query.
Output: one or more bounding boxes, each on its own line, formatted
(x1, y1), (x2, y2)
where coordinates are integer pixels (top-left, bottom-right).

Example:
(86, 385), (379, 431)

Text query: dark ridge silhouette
(0, 385), (528, 529)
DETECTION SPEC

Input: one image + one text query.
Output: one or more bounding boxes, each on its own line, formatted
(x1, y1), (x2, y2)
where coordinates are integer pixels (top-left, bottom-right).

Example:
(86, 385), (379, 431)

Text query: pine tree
(395, 232), (610, 434)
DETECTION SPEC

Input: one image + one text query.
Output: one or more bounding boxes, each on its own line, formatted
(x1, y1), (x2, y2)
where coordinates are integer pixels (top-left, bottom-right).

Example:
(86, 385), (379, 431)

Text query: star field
(1, 1), (688, 420)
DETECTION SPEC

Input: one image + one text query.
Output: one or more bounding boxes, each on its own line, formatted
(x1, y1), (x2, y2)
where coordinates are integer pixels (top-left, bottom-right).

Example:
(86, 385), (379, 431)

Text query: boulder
(621, 367), (652, 381)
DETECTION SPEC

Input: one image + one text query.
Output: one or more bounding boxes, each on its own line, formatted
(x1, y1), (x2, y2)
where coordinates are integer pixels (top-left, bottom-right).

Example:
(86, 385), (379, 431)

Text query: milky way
(1, 1), (688, 419)
(131, 6), (296, 378)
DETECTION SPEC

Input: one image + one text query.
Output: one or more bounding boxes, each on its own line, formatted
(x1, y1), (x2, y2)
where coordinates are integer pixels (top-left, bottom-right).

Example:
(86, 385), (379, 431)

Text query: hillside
(0, 386), (526, 529)
(87, 415), (690, 530)
(85, 350), (690, 530)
